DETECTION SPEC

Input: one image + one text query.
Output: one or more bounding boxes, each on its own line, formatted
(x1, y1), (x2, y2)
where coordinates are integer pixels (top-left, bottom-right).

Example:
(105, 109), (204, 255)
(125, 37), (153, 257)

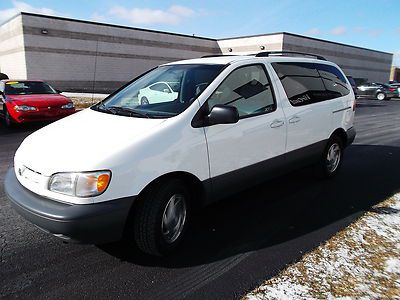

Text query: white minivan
(5, 52), (356, 256)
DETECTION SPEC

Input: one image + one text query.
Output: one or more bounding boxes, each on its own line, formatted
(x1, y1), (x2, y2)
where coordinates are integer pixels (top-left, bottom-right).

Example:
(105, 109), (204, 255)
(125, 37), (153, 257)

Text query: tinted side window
(207, 64), (276, 118)
(272, 62), (327, 106)
(316, 64), (350, 98)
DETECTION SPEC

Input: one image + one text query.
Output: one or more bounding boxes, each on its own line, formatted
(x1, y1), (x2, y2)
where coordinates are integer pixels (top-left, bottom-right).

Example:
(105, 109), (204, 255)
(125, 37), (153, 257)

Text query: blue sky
(1, 0), (399, 66)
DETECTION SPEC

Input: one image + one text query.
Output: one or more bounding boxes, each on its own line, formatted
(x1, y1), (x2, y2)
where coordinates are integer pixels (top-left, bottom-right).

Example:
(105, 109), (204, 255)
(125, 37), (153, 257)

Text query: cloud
(331, 26), (346, 36)
(91, 12), (107, 23)
(353, 26), (365, 33)
(109, 5), (196, 25)
(305, 28), (321, 36)
(352, 27), (383, 37)
(0, 0), (59, 23)
(367, 29), (383, 37)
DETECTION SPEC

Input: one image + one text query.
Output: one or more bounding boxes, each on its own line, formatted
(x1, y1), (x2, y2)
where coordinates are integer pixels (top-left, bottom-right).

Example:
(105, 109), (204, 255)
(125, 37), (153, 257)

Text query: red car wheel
(4, 108), (14, 127)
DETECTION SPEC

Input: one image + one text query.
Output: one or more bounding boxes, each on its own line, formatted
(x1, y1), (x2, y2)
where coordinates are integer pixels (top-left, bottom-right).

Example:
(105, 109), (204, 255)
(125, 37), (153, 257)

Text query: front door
(203, 64), (287, 197)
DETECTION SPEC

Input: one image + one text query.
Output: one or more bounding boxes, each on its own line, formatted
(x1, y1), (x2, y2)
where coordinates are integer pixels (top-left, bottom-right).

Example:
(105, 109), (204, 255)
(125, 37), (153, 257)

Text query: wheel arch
(136, 171), (207, 211)
(123, 171), (207, 240)
(330, 128), (348, 147)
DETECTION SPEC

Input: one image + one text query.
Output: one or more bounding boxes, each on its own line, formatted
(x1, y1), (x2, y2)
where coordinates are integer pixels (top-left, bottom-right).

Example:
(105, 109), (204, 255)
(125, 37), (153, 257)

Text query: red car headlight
(14, 105), (37, 112)
(61, 102), (74, 109)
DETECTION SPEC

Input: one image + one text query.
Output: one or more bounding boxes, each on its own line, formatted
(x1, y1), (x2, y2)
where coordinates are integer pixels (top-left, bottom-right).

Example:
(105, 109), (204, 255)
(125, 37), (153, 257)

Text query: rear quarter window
(316, 64), (350, 98)
(272, 62), (350, 107)
(271, 62), (326, 106)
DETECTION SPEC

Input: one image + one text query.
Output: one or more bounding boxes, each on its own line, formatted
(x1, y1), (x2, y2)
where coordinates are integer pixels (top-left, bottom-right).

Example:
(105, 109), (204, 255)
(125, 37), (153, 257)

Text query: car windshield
(92, 64), (224, 118)
(5, 81), (57, 95)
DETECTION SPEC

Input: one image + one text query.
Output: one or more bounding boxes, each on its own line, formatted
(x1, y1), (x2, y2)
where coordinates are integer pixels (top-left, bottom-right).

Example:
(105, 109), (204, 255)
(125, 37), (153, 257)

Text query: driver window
(207, 64), (276, 117)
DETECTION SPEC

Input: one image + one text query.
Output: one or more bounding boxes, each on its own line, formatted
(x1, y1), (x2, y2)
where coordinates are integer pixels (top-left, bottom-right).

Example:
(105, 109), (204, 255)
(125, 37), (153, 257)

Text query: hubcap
(141, 98), (149, 105)
(326, 143), (341, 173)
(161, 194), (187, 244)
(377, 93), (385, 101)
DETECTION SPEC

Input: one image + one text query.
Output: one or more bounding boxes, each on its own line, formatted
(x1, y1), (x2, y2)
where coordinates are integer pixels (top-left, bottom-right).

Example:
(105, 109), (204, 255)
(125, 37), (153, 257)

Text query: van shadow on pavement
(100, 144), (400, 268)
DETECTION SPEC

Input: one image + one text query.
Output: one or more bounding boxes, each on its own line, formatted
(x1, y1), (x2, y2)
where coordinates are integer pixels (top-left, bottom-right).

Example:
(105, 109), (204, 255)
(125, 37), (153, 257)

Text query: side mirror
(207, 105), (239, 126)
(55, 89), (62, 94)
(163, 88), (171, 93)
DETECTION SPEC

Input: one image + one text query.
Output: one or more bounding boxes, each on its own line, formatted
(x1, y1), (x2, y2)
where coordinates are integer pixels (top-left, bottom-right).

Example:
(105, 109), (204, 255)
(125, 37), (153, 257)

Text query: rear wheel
(376, 92), (385, 101)
(316, 136), (343, 179)
(133, 179), (190, 256)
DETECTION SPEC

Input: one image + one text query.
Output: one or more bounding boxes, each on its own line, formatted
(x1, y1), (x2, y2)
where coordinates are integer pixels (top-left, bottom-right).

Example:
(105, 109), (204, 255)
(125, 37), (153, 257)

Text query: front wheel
(4, 108), (13, 128)
(133, 179), (190, 256)
(376, 92), (386, 101)
(140, 97), (149, 105)
(316, 136), (343, 179)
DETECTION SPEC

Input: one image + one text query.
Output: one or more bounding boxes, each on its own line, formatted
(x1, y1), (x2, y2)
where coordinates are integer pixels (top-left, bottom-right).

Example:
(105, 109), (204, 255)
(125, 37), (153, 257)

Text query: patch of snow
(386, 258), (400, 274)
(246, 193), (400, 299)
(248, 282), (311, 300)
(62, 92), (109, 99)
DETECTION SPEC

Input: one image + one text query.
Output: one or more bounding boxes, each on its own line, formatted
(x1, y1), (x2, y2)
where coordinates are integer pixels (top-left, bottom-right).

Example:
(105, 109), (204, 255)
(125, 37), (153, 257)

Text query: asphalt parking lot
(1, 98), (400, 299)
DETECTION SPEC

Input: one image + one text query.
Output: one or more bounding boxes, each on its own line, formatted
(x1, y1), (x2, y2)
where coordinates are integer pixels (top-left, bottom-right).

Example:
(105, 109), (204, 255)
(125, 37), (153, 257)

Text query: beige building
(390, 66), (400, 82)
(218, 33), (393, 85)
(0, 12), (394, 93)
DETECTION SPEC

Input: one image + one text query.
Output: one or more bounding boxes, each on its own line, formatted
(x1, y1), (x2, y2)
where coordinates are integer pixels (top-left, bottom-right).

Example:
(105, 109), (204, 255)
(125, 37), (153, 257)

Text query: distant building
(390, 66), (400, 83)
(0, 12), (393, 93)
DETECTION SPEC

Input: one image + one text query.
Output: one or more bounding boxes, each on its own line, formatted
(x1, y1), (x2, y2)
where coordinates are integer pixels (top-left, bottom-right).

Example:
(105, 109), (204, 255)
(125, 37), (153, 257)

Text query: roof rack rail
(255, 51), (326, 60)
(201, 54), (239, 58)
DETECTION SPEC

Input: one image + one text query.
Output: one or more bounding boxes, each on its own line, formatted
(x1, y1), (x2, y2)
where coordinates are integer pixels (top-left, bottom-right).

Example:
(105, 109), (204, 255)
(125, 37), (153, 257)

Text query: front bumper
(10, 108), (75, 123)
(4, 168), (135, 244)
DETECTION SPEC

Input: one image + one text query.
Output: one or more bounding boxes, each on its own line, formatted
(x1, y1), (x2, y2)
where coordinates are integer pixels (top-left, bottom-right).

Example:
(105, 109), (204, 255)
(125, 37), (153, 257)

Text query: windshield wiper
(96, 102), (114, 113)
(108, 106), (151, 118)
(96, 104), (164, 119)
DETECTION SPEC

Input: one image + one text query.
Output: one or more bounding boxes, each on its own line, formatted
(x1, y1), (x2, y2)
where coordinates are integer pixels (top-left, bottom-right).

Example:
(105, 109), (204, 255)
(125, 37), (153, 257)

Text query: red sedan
(0, 80), (76, 127)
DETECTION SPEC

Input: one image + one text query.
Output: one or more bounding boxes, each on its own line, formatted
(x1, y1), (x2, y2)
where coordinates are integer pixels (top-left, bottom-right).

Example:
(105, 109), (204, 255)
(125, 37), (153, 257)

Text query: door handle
(270, 120), (284, 128)
(289, 116), (301, 124)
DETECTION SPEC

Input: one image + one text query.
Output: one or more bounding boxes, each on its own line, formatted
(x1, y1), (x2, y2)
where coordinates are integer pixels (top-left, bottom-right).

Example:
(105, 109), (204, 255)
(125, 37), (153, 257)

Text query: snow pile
(246, 194), (400, 299)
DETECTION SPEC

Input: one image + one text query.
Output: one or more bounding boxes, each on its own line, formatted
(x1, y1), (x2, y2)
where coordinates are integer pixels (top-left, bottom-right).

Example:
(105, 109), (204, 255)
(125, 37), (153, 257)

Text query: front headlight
(49, 171), (111, 197)
(61, 102), (74, 109)
(14, 105), (37, 111)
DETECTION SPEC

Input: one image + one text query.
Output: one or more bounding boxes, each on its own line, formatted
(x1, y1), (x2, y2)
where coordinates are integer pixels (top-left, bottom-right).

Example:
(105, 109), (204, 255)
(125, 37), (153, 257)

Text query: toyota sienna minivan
(5, 52), (356, 256)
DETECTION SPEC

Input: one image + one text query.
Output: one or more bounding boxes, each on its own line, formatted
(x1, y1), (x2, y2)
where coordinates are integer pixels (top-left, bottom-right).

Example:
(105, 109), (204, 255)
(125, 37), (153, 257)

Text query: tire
(4, 108), (13, 128)
(376, 92), (385, 101)
(133, 179), (190, 256)
(316, 136), (344, 179)
(140, 97), (149, 105)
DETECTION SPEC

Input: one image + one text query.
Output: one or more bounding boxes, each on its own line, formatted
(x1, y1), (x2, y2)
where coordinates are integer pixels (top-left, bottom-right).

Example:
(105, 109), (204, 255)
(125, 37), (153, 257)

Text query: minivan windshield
(5, 81), (57, 95)
(93, 64), (224, 118)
